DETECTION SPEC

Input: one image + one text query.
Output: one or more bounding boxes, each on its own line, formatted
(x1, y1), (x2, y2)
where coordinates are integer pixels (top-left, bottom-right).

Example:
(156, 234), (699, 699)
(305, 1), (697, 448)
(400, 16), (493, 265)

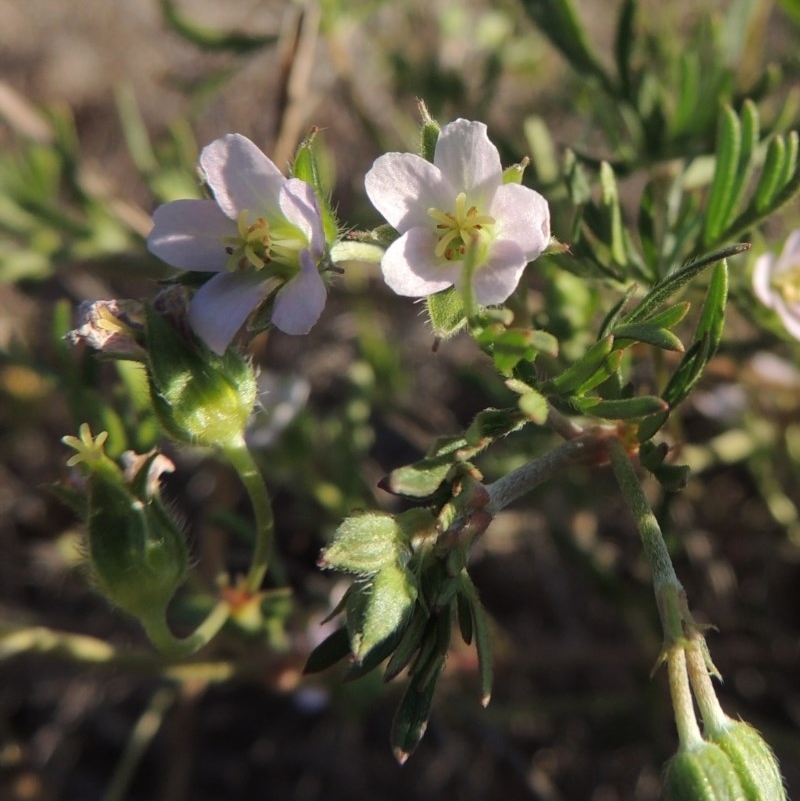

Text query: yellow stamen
(427, 192), (495, 263)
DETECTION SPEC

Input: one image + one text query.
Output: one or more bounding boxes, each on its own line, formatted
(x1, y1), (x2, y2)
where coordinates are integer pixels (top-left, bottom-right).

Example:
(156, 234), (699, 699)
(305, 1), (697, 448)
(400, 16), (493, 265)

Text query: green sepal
(708, 720), (786, 801)
(575, 394), (668, 420)
(145, 305), (256, 449)
(87, 470), (187, 622)
(502, 160), (528, 185)
(665, 742), (746, 801)
(418, 102), (441, 163)
(319, 512), (406, 577)
(291, 129), (339, 246)
(426, 287), (467, 340)
(303, 626), (351, 674)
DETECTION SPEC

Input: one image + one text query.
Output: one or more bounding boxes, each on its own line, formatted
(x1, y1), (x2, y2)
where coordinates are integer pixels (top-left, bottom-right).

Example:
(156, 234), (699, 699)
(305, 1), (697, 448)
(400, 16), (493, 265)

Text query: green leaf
(644, 301), (691, 329)
(384, 604), (431, 682)
(753, 134), (788, 213)
(575, 394), (668, 420)
(426, 287), (467, 340)
(614, 0), (636, 99)
(159, 0), (276, 51)
(391, 656), (444, 764)
(625, 244), (745, 324)
(346, 564), (417, 664)
(518, 389), (549, 424)
(611, 322), (685, 352)
(518, 0), (614, 94)
(703, 105), (742, 246)
(303, 627), (351, 674)
(600, 161), (627, 267)
(542, 335), (616, 395)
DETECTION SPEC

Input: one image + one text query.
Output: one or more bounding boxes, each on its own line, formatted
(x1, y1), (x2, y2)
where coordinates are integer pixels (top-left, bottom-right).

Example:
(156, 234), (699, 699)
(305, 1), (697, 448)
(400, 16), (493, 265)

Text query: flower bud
(665, 742), (746, 801)
(318, 512), (406, 576)
(707, 720), (786, 801)
(145, 305), (257, 449)
(86, 457), (187, 623)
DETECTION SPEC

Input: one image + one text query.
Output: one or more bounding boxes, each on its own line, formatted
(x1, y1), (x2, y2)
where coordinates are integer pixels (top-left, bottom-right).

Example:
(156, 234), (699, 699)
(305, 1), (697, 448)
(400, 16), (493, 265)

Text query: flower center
(427, 193), (495, 262)
(222, 211), (305, 275)
(773, 263), (800, 305)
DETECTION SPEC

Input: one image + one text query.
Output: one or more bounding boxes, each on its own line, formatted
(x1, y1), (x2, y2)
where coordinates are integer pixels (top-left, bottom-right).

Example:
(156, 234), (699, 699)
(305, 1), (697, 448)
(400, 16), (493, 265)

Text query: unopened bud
(707, 720), (786, 801)
(86, 455), (187, 622)
(665, 742), (746, 801)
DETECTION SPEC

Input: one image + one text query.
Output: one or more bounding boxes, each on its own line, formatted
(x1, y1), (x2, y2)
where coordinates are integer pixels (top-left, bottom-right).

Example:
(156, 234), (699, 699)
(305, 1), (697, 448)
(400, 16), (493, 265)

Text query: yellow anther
(427, 192), (495, 262)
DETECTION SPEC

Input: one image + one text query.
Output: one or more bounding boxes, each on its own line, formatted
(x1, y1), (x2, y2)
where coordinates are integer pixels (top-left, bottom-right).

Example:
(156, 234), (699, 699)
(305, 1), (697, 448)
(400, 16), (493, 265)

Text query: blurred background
(0, 0), (799, 799)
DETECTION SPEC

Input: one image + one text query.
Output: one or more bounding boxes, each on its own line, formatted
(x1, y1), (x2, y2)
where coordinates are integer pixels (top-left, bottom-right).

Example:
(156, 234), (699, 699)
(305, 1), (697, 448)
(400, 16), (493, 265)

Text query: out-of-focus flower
(752, 230), (800, 339)
(364, 119), (550, 305)
(65, 299), (145, 359)
(147, 134), (326, 354)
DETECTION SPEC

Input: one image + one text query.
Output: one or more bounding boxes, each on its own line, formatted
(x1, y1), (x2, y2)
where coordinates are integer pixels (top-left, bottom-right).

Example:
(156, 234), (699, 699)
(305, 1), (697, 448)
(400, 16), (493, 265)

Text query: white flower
(752, 230), (800, 340)
(147, 134), (326, 354)
(364, 119), (550, 305)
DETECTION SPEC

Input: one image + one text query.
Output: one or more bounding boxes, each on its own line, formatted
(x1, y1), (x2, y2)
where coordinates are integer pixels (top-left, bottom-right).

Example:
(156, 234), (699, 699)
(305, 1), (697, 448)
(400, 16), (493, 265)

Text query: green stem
(608, 437), (686, 642)
(668, 644), (704, 751)
(224, 443), (285, 591)
(142, 600), (232, 658)
(485, 426), (614, 514)
(684, 635), (730, 735)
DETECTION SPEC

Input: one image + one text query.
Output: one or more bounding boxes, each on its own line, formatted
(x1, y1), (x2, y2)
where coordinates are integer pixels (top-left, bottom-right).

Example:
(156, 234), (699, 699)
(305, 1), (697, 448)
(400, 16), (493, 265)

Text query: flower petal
(271, 249), (327, 335)
(365, 153), (452, 232)
(772, 295), (800, 340)
(434, 119), (502, 205)
(752, 253), (776, 308)
(280, 179), (325, 257)
(147, 200), (233, 271)
(380, 228), (460, 297)
(774, 229), (800, 273)
(491, 183), (551, 261)
(199, 134), (285, 220)
(189, 270), (275, 354)
(470, 239), (528, 306)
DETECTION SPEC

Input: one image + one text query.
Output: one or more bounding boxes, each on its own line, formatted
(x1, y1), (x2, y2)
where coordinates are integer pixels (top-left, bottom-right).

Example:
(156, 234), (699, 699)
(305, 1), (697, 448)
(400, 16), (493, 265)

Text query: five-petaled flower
(752, 230), (800, 340)
(364, 119), (550, 305)
(147, 134), (326, 354)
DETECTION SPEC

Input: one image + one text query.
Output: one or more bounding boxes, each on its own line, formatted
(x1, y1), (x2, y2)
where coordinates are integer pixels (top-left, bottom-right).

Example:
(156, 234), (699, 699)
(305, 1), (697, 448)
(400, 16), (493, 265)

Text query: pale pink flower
(752, 230), (800, 340)
(364, 119), (550, 305)
(147, 134), (326, 354)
